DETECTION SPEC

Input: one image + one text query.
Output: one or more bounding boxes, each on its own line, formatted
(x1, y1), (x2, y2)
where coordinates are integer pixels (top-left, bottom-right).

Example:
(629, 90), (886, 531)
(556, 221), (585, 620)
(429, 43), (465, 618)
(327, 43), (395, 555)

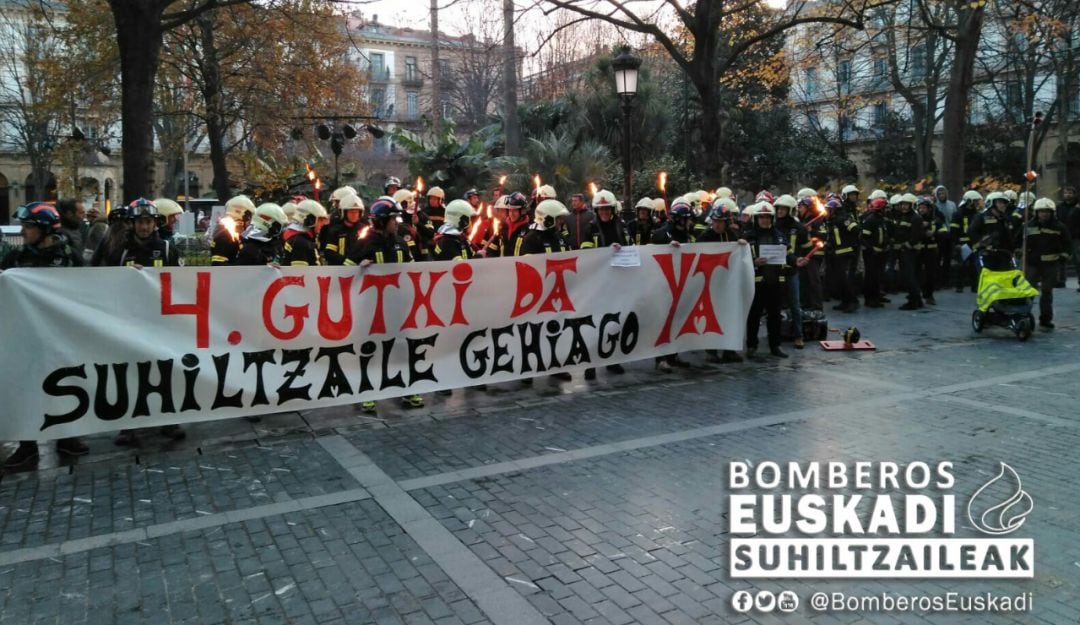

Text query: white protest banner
(0, 243), (753, 440)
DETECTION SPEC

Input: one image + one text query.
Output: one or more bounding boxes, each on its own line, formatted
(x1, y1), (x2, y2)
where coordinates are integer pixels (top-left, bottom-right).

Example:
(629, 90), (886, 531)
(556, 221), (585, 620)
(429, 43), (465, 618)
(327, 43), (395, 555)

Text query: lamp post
(1021, 111), (1044, 275)
(316, 122), (386, 189)
(612, 47), (641, 210)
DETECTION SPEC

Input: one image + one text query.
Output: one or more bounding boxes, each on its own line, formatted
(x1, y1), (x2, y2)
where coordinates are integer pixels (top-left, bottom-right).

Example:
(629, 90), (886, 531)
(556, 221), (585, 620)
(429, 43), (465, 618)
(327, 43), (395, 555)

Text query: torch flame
(492, 217), (501, 237)
(533, 174), (541, 190)
(469, 214), (483, 241)
(306, 166), (316, 182)
(416, 176), (424, 194)
(498, 175), (507, 186)
(220, 216), (240, 242)
(811, 196), (827, 218)
(588, 182), (598, 197)
(314, 178), (323, 191)
(358, 225), (371, 240)
(658, 171), (667, 192)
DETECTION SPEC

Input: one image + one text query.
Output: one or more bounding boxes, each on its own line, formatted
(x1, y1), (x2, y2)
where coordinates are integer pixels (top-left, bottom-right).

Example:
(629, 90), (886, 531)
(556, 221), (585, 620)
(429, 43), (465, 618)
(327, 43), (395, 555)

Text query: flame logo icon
(966, 462), (1034, 535)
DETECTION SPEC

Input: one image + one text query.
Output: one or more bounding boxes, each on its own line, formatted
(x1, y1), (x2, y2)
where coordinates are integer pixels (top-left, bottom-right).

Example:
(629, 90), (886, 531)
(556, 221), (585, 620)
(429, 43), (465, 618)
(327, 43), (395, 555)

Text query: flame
(220, 216), (240, 242)
(498, 175), (507, 186)
(416, 176), (424, 193)
(306, 165), (316, 182)
(469, 215), (483, 241)
(358, 225), (371, 240)
(967, 462), (1034, 536)
(811, 196), (827, 218)
(492, 217), (501, 237)
(815, 239), (824, 249)
(533, 174), (541, 190)
(314, 178), (323, 191)
(588, 182), (598, 197)
(658, 171), (667, 192)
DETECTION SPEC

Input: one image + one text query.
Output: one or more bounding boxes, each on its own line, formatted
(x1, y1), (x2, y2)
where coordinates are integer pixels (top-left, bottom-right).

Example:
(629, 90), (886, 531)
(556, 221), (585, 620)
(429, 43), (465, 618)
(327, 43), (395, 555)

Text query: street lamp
(312, 122), (387, 189)
(612, 47), (641, 209)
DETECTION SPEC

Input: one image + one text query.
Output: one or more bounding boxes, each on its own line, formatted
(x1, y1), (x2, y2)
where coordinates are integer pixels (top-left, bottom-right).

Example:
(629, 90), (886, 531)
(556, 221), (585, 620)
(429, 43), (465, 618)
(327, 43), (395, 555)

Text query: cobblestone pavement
(2, 287), (1079, 624)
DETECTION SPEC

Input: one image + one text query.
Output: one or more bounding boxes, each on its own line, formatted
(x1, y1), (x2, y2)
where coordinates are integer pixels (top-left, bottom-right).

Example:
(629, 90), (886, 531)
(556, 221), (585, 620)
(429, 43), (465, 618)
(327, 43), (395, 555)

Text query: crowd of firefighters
(0, 177), (1075, 468)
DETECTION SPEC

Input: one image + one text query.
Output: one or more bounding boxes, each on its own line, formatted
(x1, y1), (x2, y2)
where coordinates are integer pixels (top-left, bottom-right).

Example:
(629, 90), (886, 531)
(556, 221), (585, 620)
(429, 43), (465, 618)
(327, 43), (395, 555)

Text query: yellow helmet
(153, 198), (183, 217)
(225, 195), (256, 221)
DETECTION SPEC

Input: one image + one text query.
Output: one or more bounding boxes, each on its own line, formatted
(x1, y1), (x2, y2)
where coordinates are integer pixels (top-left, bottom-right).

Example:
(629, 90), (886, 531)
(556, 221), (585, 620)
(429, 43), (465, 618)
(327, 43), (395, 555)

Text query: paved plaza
(1, 288), (1079, 625)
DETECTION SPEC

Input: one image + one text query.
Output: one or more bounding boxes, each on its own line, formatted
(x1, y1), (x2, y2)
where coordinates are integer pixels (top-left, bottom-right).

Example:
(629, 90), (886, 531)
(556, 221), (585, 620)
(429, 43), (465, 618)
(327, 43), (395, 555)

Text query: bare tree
(503, 0), (521, 154)
(443, 1), (503, 130)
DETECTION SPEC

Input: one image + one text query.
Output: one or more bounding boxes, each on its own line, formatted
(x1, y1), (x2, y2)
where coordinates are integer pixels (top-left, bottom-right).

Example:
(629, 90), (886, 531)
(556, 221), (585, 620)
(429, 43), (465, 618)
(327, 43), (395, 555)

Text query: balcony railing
(367, 68), (391, 82)
(402, 71), (423, 87)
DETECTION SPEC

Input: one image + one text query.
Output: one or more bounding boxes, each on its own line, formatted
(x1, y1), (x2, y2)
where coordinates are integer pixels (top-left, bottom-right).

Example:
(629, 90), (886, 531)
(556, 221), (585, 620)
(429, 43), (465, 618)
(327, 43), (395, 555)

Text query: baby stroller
(970, 252), (1038, 341)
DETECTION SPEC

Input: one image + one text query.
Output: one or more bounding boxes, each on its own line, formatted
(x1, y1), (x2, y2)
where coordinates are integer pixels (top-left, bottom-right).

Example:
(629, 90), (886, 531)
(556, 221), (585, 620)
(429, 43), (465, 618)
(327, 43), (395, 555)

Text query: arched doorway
(24, 172), (57, 203)
(79, 177), (100, 206)
(0, 172), (9, 224)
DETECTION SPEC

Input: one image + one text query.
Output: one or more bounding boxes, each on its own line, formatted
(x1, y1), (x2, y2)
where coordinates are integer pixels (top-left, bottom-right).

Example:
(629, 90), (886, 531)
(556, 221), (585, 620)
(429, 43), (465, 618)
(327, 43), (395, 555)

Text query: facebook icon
(731, 590), (753, 613)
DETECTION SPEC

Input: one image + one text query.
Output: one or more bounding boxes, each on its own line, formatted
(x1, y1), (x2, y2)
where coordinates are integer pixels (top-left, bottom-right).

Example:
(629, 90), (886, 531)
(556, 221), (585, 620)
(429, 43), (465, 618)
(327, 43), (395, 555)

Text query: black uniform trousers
(899, 248), (922, 304)
(826, 254), (857, 305)
(920, 249), (937, 298)
(800, 256), (824, 310)
(746, 281), (784, 350)
(1025, 262), (1057, 322)
(862, 249), (883, 303)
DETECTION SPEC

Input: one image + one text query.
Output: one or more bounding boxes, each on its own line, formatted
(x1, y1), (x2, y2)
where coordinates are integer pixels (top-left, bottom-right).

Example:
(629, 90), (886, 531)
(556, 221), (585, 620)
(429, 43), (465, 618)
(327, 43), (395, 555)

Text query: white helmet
(841, 184), (859, 196)
(592, 189), (618, 209)
(225, 195), (256, 221)
(444, 198), (477, 229)
(426, 186), (445, 200)
(900, 193), (919, 205)
(536, 184), (558, 201)
(1003, 189), (1018, 203)
(330, 186), (357, 203)
(535, 198), (569, 229)
(869, 190), (888, 201)
(1017, 191), (1036, 207)
(281, 201), (298, 222)
(962, 190), (983, 203)
(153, 198), (183, 217)
(889, 194), (903, 206)
(251, 203), (288, 235)
(294, 199), (328, 227)
(392, 189), (415, 209)
(1032, 197), (1055, 212)
(984, 191), (1003, 204)
(635, 196), (653, 210)
(714, 186), (733, 199)
(338, 192), (365, 213)
(746, 201), (775, 217)
(797, 187), (817, 200)
(773, 194), (797, 209)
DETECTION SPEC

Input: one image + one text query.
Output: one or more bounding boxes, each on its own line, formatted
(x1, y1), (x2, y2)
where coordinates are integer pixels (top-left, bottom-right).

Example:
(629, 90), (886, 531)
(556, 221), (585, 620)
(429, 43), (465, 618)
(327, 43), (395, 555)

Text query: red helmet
(755, 190), (775, 204)
(16, 202), (61, 230)
(868, 198), (887, 211)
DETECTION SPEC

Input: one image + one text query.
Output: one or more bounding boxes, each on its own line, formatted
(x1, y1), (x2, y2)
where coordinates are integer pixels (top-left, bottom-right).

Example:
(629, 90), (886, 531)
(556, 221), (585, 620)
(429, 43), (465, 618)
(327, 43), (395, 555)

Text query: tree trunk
(110, 0), (166, 203)
(940, 8), (984, 195)
(911, 103), (930, 177)
(197, 15), (231, 200)
(501, 0), (519, 156)
(430, 0), (441, 128)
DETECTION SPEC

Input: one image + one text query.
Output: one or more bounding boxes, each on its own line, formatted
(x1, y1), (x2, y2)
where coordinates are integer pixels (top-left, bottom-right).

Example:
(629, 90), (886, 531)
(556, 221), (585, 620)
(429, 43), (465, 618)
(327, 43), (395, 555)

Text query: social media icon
(777, 590), (799, 613)
(731, 590), (753, 613)
(755, 590), (776, 612)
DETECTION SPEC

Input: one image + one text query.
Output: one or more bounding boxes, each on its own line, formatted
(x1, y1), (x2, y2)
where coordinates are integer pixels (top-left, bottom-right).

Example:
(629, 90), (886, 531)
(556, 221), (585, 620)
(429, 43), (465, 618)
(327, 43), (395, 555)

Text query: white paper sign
(610, 246), (641, 267)
(758, 244), (787, 265)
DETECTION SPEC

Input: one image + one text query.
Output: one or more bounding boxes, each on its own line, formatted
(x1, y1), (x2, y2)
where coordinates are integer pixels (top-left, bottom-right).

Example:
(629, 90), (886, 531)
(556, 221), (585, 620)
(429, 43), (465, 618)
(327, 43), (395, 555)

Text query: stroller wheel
(1016, 317), (1033, 341)
(971, 310), (984, 333)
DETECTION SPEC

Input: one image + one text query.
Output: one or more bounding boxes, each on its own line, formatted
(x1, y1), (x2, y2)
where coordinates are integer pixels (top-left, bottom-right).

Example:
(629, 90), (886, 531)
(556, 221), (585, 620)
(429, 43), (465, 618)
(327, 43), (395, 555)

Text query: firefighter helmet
(841, 184), (859, 196)
(339, 193), (365, 214)
(797, 187), (817, 200)
(444, 199), (477, 230)
(714, 186), (733, 199)
(15, 202), (61, 230)
(294, 199), (328, 228)
(535, 184), (558, 201)
(225, 195), (256, 221)
(252, 203), (288, 237)
(592, 189), (618, 209)
(869, 189), (888, 201)
(962, 190), (983, 203)
(153, 198), (183, 217)
(900, 193), (919, 205)
(535, 199), (569, 229)
(330, 186), (357, 203)
(1033, 197), (1055, 213)
(426, 186), (445, 199)
(773, 194), (797, 209)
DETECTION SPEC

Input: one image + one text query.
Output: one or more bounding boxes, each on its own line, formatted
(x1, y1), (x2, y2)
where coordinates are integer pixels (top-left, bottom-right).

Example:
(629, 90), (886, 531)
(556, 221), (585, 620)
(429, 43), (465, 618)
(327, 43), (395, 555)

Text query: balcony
(402, 70), (423, 88)
(367, 67), (391, 83)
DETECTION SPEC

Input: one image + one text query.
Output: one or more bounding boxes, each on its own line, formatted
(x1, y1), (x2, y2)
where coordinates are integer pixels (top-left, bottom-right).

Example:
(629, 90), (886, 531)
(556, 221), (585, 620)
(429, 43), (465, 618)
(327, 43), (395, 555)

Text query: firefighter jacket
(650, 222), (695, 245)
(825, 209), (859, 256)
(744, 225), (795, 284)
(949, 203), (978, 245)
(581, 218), (627, 249)
(890, 209), (925, 251)
(521, 225), (572, 255)
(432, 226), (475, 261)
(210, 224), (241, 266)
(1024, 218), (1072, 265)
(321, 219), (369, 265)
(118, 232), (181, 267)
(697, 226), (737, 243)
(626, 218), (654, 246)
(968, 209), (1018, 254)
(1, 234), (82, 269)
(916, 209), (948, 252)
(564, 208), (597, 250)
(345, 230), (414, 266)
(859, 211), (888, 253)
(235, 235), (282, 266)
(282, 226), (322, 267)
(776, 214), (811, 255)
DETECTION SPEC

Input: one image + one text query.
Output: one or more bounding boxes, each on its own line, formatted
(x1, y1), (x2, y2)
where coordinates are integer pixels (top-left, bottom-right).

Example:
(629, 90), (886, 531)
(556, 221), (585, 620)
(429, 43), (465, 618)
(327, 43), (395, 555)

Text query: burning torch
(588, 182), (598, 199)
(802, 238), (825, 261)
(803, 197), (828, 230)
(415, 176), (425, 196)
(658, 171), (668, 213)
(495, 175), (507, 200)
(305, 165), (320, 202)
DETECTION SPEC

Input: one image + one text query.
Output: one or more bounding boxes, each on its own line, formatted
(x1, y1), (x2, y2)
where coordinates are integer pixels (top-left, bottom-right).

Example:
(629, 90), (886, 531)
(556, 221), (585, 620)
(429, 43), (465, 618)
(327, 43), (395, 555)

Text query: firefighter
(1022, 198), (1070, 329)
(824, 196), (860, 312)
(951, 190), (981, 292)
(520, 199), (574, 382)
(384, 176), (402, 197)
(425, 186), (446, 225)
(210, 195), (255, 265)
(154, 198), (184, 242)
(282, 199), (328, 266)
(320, 193), (367, 265)
(345, 199), (424, 410)
(774, 194), (809, 348)
(564, 192), (595, 249)
(883, 193), (903, 294)
(113, 199), (186, 445)
(579, 190), (628, 379)
(891, 193), (925, 310)
(619, 196), (639, 226)
(969, 191), (1018, 272)
(433, 199), (477, 261)
(401, 193), (435, 261)
(236, 203), (289, 266)
(860, 197), (888, 307)
(0, 203), (89, 466)
(917, 196), (948, 305)
(699, 199), (745, 364)
(482, 194), (510, 258)
(651, 200), (696, 371)
(796, 196), (826, 311)
(624, 197), (653, 245)
(503, 191), (532, 257)
(744, 202), (807, 359)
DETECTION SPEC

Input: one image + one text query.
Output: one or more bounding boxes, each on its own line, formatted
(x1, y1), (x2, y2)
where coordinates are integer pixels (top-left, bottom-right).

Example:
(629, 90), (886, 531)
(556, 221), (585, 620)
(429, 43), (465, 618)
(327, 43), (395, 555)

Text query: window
(1006, 82), (1022, 113)
(872, 57), (887, 88)
(370, 52), (385, 74)
(807, 109), (821, 130)
(441, 97), (453, 120)
(371, 88), (386, 116)
(404, 56), (418, 82)
(838, 59), (853, 93)
(805, 68), (817, 99)
(873, 102), (887, 128)
(406, 91), (419, 118)
(437, 59), (451, 81)
(910, 45), (926, 80)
